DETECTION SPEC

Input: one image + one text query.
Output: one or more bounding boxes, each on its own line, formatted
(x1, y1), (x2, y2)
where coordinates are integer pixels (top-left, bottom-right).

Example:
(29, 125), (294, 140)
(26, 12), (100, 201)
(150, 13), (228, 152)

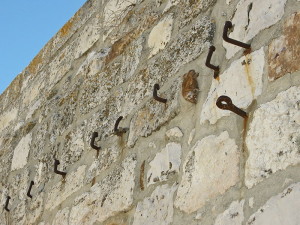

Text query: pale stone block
(245, 86), (300, 188)
(166, 127), (183, 139)
(163, 0), (179, 12)
(175, 131), (240, 213)
(69, 156), (136, 224)
(52, 207), (70, 225)
(223, 0), (287, 59)
(132, 184), (178, 225)
(148, 15), (173, 58)
(201, 48), (264, 124)
(247, 183), (300, 225)
(249, 197), (254, 208)
(147, 142), (181, 186)
(0, 107), (18, 133)
(11, 133), (32, 171)
(45, 165), (86, 210)
(214, 200), (245, 225)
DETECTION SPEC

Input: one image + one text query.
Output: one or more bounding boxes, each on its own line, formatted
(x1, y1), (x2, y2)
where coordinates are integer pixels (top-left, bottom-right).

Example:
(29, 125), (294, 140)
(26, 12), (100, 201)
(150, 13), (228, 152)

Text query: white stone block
(148, 15), (173, 58)
(201, 47), (264, 124)
(247, 183), (300, 225)
(11, 133), (32, 171)
(214, 200), (245, 225)
(132, 184), (178, 225)
(245, 86), (300, 188)
(166, 127), (183, 139)
(147, 142), (181, 186)
(223, 0), (287, 59)
(0, 107), (18, 133)
(175, 131), (240, 213)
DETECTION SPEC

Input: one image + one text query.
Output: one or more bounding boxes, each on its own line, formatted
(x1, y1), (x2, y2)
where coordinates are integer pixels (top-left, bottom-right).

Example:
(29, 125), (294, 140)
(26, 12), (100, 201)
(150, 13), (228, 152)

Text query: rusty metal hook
(54, 159), (67, 176)
(223, 21), (251, 49)
(4, 196), (10, 212)
(205, 46), (220, 79)
(90, 132), (101, 150)
(216, 95), (248, 118)
(27, 181), (34, 198)
(114, 116), (127, 135)
(153, 84), (167, 103)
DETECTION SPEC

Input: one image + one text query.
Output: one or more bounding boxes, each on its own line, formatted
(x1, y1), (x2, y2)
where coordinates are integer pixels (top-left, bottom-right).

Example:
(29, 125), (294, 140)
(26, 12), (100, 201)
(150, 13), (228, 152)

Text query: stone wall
(1, 0), (300, 224)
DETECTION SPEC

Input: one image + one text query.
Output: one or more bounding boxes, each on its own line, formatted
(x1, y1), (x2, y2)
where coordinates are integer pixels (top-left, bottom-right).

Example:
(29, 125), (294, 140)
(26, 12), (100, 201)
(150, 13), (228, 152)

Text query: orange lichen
(27, 52), (43, 74)
(59, 19), (75, 38)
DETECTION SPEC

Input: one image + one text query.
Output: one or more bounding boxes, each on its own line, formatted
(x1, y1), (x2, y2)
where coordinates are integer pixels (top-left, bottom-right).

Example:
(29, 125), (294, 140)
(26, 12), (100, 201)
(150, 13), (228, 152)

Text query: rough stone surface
(52, 207), (70, 225)
(175, 131), (240, 213)
(214, 200), (245, 225)
(182, 70), (199, 104)
(223, 0), (287, 59)
(147, 142), (181, 186)
(247, 183), (300, 225)
(11, 133), (32, 171)
(201, 48), (264, 124)
(69, 156), (136, 225)
(46, 165), (86, 210)
(132, 184), (178, 225)
(148, 15), (173, 58)
(268, 12), (300, 81)
(245, 86), (300, 188)
(165, 127), (183, 139)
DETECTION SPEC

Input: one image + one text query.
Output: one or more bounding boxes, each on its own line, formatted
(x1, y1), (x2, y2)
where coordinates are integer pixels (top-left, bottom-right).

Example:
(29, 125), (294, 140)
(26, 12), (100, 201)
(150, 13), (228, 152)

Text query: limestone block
(103, 0), (142, 41)
(10, 201), (26, 225)
(148, 15), (173, 58)
(245, 86), (300, 188)
(11, 133), (32, 171)
(214, 200), (245, 225)
(175, 131), (240, 213)
(132, 184), (178, 225)
(85, 142), (120, 184)
(45, 165), (86, 211)
(268, 12), (300, 81)
(147, 142), (181, 186)
(166, 127), (183, 139)
(26, 193), (45, 225)
(247, 183), (300, 225)
(10, 169), (29, 200)
(223, 0), (287, 59)
(127, 79), (180, 147)
(62, 125), (85, 166)
(178, 0), (216, 28)
(163, 0), (179, 12)
(200, 47), (264, 125)
(0, 107), (18, 133)
(31, 121), (49, 160)
(69, 156), (137, 225)
(52, 207), (70, 225)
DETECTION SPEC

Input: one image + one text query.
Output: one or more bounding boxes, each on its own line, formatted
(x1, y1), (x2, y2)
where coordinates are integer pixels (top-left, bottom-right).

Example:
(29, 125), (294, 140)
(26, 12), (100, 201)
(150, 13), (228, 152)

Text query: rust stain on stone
(140, 160), (145, 191)
(268, 12), (300, 81)
(242, 55), (255, 97)
(182, 70), (199, 104)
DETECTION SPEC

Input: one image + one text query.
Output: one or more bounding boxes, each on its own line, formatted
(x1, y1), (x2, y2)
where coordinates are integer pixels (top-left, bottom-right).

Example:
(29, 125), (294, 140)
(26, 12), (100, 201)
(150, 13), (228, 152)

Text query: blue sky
(0, 0), (87, 94)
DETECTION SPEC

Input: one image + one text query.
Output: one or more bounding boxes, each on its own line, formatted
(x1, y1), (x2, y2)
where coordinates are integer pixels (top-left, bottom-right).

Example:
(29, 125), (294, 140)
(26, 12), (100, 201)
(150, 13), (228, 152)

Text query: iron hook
(223, 21), (251, 49)
(114, 116), (127, 135)
(216, 95), (248, 118)
(90, 132), (101, 150)
(4, 196), (10, 212)
(153, 84), (167, 103)
(27, 181), (34, 198)
(205, 46), (220, 79)
(54, 159), (67, 176)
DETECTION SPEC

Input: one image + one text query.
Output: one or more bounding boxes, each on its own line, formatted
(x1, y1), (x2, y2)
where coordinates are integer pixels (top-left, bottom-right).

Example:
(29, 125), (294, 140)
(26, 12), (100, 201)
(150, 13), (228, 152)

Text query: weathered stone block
(268, 12), (300, 81)
(245, 86), (300, 188)
(11, 133), (32, 171)
(247, 183), (300, 225)
(147, 142), (181, 186)
(175, 131), (240, 213)
(223, 0), (287, 59)
(214, 200), (245, 225)
(132, 184), (178, 225)
(201, 47), (264, 124)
